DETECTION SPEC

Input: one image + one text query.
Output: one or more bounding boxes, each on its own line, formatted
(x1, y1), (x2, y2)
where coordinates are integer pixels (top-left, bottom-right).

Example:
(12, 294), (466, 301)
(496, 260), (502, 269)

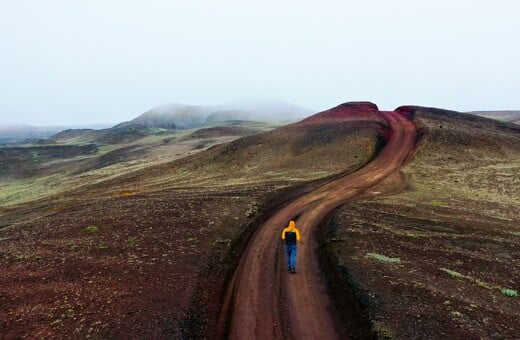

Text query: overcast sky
(1, 0), (519, 126)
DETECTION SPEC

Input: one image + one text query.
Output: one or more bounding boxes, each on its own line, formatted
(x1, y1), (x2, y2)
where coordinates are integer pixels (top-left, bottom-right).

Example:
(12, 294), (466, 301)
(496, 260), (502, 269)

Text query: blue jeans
(286, 245), (297, 270)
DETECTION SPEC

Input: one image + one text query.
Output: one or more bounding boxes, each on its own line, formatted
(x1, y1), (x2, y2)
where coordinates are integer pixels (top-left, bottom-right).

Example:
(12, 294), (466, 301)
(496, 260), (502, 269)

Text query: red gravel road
(217, 109), (418, 339)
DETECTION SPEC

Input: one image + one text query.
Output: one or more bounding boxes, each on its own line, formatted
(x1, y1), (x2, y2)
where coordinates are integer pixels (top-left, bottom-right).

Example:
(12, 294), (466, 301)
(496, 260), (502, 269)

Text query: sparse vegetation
(501, 289), (518, 297)
(1, 106), (518, 338)
(365, 253), (401, 264)
(440, 268), (464, 279)
(84, 226), (99, 234)
(126, 237), (138, 245)
(325, 108), (520, 338)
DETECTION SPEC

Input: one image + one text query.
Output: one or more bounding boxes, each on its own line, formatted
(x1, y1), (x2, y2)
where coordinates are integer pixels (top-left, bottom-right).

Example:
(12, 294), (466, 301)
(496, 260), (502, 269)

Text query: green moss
(84, 226), (99, 234)
(440, 268), (464, 279)
(126, 237), (138, 245)
(366, 253), (401, 264)
(476, 280), (494, 290)
(501, 288), (518, 297)
(97, 145), (117, 154)
(265, 172), (286, 177)
(431, 200), (448, 207)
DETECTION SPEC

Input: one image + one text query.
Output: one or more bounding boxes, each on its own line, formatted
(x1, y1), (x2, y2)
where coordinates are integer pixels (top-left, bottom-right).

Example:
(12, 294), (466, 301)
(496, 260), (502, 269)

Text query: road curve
(217, 110), (418, 339)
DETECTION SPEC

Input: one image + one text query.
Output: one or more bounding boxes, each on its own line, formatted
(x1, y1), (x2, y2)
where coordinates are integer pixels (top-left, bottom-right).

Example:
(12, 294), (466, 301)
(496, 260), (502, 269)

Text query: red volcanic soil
(3, 102), (515, 338)
(0, 188), (267, 338)
(301, 102), (381, 123)
(0, 103), (383, 339)
(217, 105), (418, 339)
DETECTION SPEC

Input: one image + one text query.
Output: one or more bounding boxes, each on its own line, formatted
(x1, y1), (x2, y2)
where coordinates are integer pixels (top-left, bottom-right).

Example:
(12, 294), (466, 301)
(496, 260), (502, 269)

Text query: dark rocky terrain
(0, 103), (518, 338)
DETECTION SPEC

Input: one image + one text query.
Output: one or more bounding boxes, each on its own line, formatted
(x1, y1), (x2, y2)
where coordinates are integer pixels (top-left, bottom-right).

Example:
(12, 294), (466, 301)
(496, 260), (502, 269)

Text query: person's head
(288, 220), (296, 229)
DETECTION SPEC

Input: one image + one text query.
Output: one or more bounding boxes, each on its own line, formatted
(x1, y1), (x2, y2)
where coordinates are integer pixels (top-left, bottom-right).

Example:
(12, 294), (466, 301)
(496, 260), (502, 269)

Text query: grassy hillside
(0, 121), (281, 207)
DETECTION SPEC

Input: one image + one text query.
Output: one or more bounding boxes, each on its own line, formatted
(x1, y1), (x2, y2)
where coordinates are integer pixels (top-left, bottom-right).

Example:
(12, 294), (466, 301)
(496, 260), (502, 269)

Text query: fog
(1, 1), (519, 126)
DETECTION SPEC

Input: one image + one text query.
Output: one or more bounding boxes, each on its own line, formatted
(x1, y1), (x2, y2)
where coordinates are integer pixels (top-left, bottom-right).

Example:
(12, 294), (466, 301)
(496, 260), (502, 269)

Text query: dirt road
(217, 110), (418, 339)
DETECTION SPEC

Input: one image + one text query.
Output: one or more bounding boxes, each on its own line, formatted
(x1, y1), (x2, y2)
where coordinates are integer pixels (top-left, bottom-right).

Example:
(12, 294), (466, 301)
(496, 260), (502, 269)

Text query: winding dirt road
(217, 110), (418, 339)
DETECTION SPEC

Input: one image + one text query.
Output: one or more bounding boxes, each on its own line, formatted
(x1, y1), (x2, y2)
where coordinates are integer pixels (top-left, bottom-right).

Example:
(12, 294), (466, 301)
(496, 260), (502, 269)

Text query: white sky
(1, 0), (519, 125)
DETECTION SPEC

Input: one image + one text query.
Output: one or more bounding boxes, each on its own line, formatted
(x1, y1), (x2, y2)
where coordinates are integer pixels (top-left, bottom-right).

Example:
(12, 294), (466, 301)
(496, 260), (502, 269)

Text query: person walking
(281, 220), (301, 273)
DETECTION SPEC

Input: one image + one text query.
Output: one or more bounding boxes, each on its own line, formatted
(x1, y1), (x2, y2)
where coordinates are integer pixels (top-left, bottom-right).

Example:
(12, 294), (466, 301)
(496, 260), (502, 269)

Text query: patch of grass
(111, 190), (138, 197)
(440, 268), (516, 296)
(440, 268), (464, 279)
(97, 245), (109, 251)
(431, 200), (448, 207)
(265, 172), (286, 177)
(126, 237), (138, 245)
(501, 289), (518, 297)
(495, 216), (513, 222)
(393, 229), (429, 238)
(97, 145), (117, 154)
(0, 175), (61, 206)
(309, 171), (329, 176)
(148, 127), (168, 135)
(187, 237), (196, 243)
(366, 253), (401, 264)
(373, 321), (394, 339)
(476, 279), (494, 290)
(84, 226), (99, 234)
(31, 151), (40, 162)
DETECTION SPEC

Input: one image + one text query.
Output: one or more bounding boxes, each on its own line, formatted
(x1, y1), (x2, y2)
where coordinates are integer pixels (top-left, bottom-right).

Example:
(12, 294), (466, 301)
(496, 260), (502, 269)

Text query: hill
(47, 99), (313, 146)
(0, 124), (112, 145)
(0, 103), (380, 337)
(0, 102), (518, 338)
(0, 125), (64, 145)
(469, 110), (520, 125)
(322, 105), (519, 338)
(120, 99), (314, 129)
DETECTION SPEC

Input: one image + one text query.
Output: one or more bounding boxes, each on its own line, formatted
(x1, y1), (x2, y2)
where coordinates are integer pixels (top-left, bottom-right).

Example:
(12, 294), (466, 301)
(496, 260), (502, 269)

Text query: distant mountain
(53, 125), (161, 145)
(119, 99), (314, 130)
(118, 103), (207, 129)
(469, 110), (520, 125)
(0, 125), (64, 145)
(0, 124), (114, 145)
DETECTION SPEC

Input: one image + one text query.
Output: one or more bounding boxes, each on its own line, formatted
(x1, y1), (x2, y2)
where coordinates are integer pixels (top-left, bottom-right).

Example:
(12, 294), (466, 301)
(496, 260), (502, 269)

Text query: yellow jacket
(281, 220), (300, 245)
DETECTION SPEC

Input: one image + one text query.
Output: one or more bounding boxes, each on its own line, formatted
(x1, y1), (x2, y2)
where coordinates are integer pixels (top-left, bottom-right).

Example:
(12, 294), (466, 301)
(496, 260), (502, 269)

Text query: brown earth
(217, 105), (418, 339)
(319, 107), (520, 339)
(0, 108), (381, 338)
(1, 103), (518, 339)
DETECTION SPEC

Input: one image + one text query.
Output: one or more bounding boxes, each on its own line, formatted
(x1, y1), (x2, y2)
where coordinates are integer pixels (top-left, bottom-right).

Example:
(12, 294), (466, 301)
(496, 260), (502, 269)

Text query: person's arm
(281, 228), (287, 240)
(296, 229), (301, 241)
